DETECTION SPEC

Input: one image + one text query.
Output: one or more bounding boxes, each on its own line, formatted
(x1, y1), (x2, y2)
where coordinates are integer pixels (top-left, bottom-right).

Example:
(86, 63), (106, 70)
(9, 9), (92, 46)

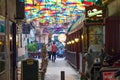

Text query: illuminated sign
(86, 5), (104, 18)
(87, 9), (103, 17)
(85, 5), (105, 23)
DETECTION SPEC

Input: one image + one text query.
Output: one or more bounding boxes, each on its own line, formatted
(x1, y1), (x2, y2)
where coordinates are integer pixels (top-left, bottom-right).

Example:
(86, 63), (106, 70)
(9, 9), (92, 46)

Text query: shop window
(0, 18), (5, 73)
(89, 26), (103, 46)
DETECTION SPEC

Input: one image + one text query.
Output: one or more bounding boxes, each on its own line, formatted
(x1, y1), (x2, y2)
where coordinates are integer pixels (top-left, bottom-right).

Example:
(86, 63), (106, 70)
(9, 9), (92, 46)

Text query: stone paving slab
(45, 58), (80, 80)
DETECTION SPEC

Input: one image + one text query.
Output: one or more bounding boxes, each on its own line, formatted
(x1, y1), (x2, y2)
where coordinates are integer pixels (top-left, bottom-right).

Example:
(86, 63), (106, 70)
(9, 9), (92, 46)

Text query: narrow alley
(45, 58), (80, 80)
(1, 0), (120, 80)
(17, 58), (80, 80)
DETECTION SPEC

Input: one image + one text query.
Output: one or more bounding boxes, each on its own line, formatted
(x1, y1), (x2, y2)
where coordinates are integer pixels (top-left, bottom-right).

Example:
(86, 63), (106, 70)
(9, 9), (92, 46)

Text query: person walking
(46, 44), (52, 60)
(51, 42), (57, 62)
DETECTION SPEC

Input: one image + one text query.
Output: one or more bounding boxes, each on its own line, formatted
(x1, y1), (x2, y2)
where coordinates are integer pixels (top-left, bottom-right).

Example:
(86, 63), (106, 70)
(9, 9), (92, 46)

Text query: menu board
(21, 59), (39, 80)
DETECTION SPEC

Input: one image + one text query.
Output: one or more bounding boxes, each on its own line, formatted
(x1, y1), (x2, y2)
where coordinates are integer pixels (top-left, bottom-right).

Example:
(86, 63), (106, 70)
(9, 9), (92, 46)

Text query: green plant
(26, 43), (37, 52)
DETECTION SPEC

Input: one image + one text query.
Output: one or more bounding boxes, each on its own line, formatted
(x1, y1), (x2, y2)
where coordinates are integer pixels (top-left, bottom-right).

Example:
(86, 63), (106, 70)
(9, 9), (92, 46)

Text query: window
(0, 17), (5, 73)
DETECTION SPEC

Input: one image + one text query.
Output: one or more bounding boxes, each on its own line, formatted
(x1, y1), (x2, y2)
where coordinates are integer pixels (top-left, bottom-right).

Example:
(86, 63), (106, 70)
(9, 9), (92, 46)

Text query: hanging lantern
(58, 34), (67, 42)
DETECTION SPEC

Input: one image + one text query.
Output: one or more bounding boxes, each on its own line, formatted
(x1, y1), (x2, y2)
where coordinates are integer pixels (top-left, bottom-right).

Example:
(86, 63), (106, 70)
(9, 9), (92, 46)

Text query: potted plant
(26, 43), (37, 58)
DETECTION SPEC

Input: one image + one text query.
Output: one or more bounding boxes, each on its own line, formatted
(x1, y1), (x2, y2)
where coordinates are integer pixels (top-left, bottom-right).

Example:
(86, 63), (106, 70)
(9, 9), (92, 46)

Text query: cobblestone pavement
(45, 58), (80, 80)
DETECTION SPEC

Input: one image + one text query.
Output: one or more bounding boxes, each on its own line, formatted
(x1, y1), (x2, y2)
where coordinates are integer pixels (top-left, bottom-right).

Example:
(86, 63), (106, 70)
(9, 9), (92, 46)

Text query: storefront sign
(87, 9), (103, 17)
(85, 5), (105, 24)
(86, 5), (104, 18)
(103, 71), (115, 80)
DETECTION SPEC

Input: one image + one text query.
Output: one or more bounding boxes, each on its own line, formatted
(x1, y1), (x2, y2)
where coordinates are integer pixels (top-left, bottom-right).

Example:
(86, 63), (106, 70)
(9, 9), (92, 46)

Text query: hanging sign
(85, 5), (105, 24)
(22, 23), (30, 34)
(86, 5), (105, 18)
(87, 9), (103, 17)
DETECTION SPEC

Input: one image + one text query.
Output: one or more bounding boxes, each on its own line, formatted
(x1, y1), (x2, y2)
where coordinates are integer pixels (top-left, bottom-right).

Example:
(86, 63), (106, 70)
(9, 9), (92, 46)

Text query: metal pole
(5, 0), (11, 80)
(12, 22), (17, 80)
(61, 71), (65, 80)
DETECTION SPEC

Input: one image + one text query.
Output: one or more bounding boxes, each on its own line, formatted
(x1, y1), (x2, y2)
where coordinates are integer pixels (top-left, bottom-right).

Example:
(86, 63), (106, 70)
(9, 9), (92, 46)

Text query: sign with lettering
(86, 5), (105, 18)
(85, 5), (105, 24)
(87, 9), (103, 17)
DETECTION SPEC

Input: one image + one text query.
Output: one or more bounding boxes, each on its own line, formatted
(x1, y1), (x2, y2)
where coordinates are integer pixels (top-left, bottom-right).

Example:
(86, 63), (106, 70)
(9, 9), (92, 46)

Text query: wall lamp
(81, 35), (84, 40)
(69, 41), (72, 44)
(67, 42), (69, 45)
(0, 41), (3, 45)
(71, 40), (75, 44)
(75, 38), (79, 42)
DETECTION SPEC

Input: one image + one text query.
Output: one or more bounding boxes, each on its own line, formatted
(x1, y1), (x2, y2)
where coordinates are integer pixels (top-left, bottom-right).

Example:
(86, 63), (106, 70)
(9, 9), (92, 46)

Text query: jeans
(48, 51), (51, 60)
(52, 52), (56, 62)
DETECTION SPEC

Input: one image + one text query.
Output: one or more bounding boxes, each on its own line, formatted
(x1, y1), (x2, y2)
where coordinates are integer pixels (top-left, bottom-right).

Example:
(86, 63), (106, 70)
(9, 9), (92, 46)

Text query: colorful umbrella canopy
(24, 0), (94, 34)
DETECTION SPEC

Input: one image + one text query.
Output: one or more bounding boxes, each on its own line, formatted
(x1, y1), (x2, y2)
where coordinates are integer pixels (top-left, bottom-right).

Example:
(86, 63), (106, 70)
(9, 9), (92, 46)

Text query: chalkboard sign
(21, 59), (39, 80)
